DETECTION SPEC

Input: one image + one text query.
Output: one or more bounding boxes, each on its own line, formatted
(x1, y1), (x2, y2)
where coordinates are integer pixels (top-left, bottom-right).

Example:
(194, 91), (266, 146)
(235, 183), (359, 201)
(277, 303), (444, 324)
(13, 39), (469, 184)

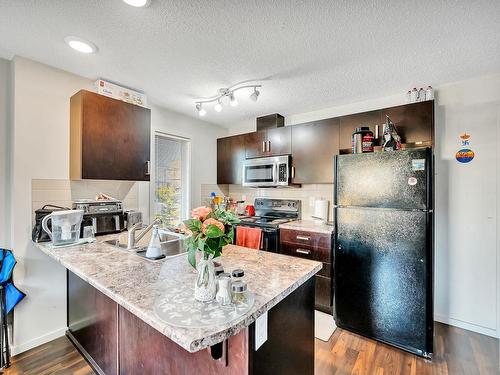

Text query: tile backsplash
(32, 179), (143, 218)
(201, 184), (334, 221)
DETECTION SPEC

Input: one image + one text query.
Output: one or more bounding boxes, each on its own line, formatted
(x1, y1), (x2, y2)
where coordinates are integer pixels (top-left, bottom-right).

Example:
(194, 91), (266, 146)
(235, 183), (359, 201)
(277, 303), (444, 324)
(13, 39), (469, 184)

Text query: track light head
(229, 92), (238, 107)
(196, 103), (206, 116)
(250, 87), (260, 102)
(214, 100), (223, 112)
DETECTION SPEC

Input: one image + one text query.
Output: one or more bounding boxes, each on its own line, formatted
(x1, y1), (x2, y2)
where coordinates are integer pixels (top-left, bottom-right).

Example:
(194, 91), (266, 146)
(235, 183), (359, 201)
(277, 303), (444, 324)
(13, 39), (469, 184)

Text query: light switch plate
(254, 311), (268, 350)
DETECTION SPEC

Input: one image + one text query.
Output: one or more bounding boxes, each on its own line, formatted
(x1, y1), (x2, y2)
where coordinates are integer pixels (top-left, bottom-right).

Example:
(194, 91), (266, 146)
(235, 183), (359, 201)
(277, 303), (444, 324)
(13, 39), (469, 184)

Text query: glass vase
(194, 253), (216, 302)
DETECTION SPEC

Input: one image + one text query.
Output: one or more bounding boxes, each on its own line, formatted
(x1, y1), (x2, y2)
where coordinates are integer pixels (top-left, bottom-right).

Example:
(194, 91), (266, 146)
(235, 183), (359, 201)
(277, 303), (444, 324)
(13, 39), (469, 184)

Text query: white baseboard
(434, 314), (498, 338)
(11, 327), (67, 356)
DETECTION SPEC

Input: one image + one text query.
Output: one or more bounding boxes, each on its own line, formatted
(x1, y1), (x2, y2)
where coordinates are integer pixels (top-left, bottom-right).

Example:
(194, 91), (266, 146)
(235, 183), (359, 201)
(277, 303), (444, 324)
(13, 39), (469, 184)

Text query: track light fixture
(229, 92), (238, 107)
(250, 87), (260, 102)
(214, 99), (223, 113)
(196, 103), (206, 116)
(194, 83), (262, 115)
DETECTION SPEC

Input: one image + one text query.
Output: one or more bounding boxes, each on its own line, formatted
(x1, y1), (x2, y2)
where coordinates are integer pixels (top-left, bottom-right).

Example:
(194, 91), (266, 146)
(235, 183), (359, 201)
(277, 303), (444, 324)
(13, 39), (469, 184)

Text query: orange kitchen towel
(236, 226), (262, 250)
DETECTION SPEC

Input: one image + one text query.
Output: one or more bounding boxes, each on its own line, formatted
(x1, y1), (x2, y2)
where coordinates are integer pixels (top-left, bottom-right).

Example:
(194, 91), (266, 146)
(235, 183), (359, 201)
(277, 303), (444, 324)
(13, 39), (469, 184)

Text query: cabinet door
(291, 118), (339, 183)
(68, 271), (118, 375)
(244, 130), (267, 159)
(74, 90), (151, 181)
(267, 126), (291, 156)
(339, 110), (381, 151)
(383, 101), (434, 146)
(315, 275), (332, 314)
(217, 134), (246, 184)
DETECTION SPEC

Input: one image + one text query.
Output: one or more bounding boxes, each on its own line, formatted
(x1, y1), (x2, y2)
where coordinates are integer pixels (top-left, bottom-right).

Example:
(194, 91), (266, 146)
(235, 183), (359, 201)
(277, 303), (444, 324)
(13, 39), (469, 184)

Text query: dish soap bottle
(146, 225), (162, 259)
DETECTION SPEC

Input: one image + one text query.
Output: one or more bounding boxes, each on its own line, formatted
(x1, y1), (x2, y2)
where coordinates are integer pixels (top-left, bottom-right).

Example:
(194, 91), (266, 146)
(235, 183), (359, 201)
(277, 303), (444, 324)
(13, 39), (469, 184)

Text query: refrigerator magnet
(412, 159), (426, 171)
(456, 148), (475, 163)
(408, 177), (418, 186)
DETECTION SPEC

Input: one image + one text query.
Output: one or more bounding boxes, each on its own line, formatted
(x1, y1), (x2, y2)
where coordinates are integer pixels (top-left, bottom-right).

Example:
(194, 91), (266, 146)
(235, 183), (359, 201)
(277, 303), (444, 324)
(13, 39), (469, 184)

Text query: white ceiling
(1, 1), (499, 129)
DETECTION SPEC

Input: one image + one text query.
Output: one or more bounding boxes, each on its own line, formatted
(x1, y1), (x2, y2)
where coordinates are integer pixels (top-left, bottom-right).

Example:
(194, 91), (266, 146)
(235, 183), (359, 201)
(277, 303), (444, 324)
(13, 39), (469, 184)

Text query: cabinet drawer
(280, 242), (331, 263)
(280, 229), (331, 250)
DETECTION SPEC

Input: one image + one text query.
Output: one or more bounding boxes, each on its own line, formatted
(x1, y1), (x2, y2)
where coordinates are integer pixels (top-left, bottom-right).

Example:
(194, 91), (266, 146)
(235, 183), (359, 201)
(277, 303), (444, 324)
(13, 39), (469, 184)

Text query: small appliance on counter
(32, 204), (71, 243)
(235, 198), (301, 252)
(312, 199), (329, 222)
(73, 199), (125, 236)
(41, 210), (84, 246)
(125, 210), (143, 231)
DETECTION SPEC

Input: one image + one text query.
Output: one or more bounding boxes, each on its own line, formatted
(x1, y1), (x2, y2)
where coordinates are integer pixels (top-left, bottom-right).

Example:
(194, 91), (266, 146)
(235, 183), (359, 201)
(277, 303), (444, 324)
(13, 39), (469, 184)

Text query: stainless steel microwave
(242, 155), (290, 187)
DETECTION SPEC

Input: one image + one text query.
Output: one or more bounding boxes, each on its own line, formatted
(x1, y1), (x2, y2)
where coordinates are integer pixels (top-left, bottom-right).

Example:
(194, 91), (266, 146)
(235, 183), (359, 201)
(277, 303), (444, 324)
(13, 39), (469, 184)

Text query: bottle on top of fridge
(425, 86), (434, 100)
(418, 88), (425, 101)
(352, 127), (374, 154)
(410, 88), (418, 102)
(405, 90), (412, 103)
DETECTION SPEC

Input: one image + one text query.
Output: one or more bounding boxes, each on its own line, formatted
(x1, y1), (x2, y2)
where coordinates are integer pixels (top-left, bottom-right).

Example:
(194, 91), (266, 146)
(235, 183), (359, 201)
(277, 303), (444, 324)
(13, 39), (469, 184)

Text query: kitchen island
(36, 239), (321, 375)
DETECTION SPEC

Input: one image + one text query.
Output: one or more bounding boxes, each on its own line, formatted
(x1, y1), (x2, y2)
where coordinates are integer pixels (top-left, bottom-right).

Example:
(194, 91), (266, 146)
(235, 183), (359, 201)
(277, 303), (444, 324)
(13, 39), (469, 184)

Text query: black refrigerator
(333, 148), (433, 358)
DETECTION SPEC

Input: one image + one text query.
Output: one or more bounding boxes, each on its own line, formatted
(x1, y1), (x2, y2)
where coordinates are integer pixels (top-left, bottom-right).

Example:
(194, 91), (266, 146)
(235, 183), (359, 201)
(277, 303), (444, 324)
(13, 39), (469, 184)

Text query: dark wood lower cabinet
(67, 270), (118, 375)
(279, 229), (333, 315)
(118, 306), (248, 375)
(315, 275), (332, 314)
(67, 271), (315, 375)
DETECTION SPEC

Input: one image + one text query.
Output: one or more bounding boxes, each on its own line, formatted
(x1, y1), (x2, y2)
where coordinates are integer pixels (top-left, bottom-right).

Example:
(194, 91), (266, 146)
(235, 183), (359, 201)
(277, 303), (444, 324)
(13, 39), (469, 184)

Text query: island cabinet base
(67, 270), (315, 375)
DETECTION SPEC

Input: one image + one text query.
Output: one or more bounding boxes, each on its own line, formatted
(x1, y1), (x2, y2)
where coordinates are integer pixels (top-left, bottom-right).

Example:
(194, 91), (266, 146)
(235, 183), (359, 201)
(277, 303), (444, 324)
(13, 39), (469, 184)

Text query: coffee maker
(73, 199), (125, 236)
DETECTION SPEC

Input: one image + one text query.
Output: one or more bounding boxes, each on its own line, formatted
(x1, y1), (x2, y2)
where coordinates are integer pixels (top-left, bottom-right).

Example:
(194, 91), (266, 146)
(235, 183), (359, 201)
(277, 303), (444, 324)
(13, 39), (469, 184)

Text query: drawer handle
(296, 248), (311, 255)
(296, 235), (310, 241)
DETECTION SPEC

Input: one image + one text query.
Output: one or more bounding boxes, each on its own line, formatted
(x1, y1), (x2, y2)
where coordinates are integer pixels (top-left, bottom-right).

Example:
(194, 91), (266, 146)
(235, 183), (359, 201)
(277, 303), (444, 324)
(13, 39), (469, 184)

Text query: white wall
(150, 104), (227, 212)
(9, 56), (227, 354)
(230, 74), (500, 338)
(0, 58), (11, 248)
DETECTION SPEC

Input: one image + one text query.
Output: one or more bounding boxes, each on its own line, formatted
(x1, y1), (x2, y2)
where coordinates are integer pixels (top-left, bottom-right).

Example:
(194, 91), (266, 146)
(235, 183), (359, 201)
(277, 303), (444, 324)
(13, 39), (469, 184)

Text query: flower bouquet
(183, 207), (240, 301)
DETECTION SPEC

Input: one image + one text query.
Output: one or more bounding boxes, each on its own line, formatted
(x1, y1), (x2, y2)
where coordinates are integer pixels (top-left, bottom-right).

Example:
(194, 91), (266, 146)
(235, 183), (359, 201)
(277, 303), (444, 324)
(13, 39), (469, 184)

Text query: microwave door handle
(273, 163), (278, 184)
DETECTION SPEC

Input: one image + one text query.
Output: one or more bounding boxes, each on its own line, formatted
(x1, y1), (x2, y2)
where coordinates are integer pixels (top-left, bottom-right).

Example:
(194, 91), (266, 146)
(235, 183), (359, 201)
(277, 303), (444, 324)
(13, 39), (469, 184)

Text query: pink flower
(191, 206), (212, 221)
(202, 218), (225, 234)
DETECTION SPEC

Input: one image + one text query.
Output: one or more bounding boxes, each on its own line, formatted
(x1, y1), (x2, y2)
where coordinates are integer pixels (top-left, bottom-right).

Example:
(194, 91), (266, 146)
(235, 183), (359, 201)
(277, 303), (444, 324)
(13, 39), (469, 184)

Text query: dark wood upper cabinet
(382, 101), (434, 147)
(217, 101), (433, 185)
(244, 130), (267, 159)
(338, 101), (434, 152)
(291, 118), (339, 184)
(70, 90), (151, 181)
(245, 127), (291, 158)
(217, 134), (246, 184)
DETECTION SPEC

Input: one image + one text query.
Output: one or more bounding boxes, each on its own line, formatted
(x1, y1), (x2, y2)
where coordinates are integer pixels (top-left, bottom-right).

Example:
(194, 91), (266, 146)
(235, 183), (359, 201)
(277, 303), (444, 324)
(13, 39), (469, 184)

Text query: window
(153, 133), (190, 226)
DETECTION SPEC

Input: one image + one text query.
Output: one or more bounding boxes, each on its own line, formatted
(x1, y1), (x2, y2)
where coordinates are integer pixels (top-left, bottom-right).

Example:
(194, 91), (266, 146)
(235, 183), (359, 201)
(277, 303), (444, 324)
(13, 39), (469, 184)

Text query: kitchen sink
(103, 229), (188, 260)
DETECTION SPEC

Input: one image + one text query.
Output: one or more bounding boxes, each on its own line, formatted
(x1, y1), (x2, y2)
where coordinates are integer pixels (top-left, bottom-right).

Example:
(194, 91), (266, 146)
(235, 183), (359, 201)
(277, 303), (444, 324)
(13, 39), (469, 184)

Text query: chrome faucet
(127, 217), (162, 250)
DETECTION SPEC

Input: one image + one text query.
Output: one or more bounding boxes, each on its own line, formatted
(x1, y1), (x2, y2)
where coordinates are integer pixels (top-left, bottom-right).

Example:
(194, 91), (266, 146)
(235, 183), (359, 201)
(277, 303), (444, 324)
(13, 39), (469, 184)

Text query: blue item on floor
(0, 248), (26, 369)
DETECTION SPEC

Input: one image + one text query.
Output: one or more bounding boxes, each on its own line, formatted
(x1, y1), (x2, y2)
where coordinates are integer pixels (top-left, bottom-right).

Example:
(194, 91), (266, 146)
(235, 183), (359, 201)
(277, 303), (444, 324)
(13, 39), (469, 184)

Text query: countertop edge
(37, 243), (322, 353)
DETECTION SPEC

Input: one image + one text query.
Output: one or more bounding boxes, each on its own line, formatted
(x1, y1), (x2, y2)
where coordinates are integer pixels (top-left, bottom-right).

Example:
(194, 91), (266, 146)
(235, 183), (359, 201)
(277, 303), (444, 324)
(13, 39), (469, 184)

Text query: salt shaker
(216, 273), (233, 306)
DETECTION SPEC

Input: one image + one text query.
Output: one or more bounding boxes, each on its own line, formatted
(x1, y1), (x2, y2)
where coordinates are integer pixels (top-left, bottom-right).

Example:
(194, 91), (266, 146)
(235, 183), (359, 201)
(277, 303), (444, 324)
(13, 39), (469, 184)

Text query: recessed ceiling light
(122, 0), (151, 7)
(64, 36), (97, 54)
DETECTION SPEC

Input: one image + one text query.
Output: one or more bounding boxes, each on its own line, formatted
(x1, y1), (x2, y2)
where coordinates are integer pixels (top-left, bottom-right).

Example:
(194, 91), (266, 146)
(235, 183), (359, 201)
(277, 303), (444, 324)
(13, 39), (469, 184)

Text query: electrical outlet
(254, 311), (268, 350)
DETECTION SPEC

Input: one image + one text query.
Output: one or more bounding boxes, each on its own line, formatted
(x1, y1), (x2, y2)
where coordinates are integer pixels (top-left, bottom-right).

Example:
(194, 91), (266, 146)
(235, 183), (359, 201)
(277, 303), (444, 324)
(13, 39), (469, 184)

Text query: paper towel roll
(313, 199), (329, 222)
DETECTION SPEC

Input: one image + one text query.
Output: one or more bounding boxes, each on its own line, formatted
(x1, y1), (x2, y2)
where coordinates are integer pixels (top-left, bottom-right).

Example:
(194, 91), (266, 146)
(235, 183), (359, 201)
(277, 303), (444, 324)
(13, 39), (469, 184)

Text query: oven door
(242, 162), (277, 187)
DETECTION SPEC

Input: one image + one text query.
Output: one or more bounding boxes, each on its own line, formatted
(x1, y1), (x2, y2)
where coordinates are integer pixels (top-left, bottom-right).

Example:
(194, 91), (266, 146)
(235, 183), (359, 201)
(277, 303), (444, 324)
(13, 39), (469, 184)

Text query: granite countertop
(36, 238), (321, 353)
(279, 219), (334, 235)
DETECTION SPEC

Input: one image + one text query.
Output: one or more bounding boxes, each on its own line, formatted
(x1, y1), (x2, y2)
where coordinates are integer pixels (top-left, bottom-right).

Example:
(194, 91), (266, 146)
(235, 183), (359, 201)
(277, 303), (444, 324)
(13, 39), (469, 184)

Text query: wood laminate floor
(316, 323), (499, 375)
(3, 323), (499, 375)
(3, 336), (94, 375)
